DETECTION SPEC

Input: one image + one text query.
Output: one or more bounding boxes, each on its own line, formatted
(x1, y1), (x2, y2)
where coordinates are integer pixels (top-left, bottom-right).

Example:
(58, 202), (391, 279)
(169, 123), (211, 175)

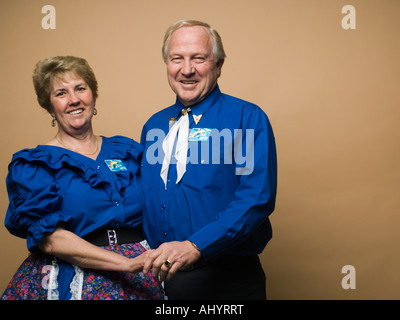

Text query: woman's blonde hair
(32, 56), (98, 113)
(162, 20), (226, 65)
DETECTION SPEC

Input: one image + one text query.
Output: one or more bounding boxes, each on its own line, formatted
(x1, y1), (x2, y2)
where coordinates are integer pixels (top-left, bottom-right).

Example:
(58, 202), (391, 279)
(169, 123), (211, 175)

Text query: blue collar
(173, 85), (221, 117)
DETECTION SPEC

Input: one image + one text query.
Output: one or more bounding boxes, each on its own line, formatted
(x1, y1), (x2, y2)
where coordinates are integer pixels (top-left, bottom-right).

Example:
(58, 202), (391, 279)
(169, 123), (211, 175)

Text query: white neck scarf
(160, 108), (190, 189)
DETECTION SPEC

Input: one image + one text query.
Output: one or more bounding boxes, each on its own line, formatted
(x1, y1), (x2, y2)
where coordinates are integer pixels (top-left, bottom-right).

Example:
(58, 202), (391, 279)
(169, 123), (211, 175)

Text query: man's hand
(143, 240), (201, 281)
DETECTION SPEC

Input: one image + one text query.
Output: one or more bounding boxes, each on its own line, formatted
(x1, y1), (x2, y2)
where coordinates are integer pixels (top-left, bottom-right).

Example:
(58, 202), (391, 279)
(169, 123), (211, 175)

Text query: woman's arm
(38, 227), (148, 273)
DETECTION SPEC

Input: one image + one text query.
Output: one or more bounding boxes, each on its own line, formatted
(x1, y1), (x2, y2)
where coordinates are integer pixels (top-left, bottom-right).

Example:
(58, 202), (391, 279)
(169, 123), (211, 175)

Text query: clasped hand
(142, 240), (201, 281)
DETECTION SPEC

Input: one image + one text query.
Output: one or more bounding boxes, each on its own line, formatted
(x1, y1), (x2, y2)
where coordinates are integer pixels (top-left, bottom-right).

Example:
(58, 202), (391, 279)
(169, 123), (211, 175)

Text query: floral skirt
(1, 242), (164, 300)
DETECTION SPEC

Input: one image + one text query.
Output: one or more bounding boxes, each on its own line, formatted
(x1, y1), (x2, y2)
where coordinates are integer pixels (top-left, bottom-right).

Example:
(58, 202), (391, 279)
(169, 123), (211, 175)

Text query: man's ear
(217, 59), (224, 77)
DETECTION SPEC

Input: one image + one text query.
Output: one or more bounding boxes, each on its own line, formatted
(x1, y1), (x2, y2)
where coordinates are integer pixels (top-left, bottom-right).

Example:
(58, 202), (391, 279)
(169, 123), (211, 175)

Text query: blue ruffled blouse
(4, 136), (144, 299)
(5, 135), (144, 250)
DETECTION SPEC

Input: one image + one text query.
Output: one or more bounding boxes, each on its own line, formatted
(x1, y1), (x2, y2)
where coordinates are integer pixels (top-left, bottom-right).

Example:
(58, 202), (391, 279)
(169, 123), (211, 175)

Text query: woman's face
(50, 72), (95, 136)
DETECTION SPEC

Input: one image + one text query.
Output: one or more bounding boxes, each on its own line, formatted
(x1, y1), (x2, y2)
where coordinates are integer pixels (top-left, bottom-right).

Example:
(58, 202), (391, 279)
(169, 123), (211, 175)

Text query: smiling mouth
(68, 108), (84, 115)
(180, 80), (198, 84)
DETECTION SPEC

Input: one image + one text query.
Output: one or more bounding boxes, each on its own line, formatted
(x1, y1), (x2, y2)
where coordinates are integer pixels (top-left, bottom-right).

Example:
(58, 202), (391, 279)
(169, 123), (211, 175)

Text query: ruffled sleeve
(106, 136), (143, 194)
(108, 135), (143, 174)
(5, 149), (73, 252)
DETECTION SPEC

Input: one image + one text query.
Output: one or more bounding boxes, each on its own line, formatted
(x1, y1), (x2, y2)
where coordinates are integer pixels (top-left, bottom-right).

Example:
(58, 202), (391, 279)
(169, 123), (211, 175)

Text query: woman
(1, 56), (163, 300)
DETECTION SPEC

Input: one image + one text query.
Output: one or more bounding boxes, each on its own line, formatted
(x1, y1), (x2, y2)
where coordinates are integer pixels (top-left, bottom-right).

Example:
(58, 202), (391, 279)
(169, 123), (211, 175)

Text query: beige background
(1, 0), (399, 299)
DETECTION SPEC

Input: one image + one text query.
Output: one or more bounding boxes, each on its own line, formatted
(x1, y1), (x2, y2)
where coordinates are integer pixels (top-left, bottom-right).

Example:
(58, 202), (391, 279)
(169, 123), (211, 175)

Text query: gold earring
(51, 116), (56, 127)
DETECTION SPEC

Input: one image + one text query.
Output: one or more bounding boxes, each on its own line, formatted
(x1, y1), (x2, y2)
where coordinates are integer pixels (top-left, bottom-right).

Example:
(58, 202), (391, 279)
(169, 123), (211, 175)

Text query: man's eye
(194, 57), (205, 62)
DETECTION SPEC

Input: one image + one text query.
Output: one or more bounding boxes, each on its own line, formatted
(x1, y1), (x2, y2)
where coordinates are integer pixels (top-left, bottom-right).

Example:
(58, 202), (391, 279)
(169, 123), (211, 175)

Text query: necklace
(55, 135), (100, 156)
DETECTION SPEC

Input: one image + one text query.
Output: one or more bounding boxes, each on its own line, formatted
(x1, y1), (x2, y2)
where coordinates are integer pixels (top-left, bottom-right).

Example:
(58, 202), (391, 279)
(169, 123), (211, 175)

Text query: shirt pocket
(182, 162), (225, 192)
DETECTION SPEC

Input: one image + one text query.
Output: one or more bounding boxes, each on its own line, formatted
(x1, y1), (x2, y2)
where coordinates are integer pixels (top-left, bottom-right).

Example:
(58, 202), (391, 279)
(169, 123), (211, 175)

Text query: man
(140, 20), (277, 299)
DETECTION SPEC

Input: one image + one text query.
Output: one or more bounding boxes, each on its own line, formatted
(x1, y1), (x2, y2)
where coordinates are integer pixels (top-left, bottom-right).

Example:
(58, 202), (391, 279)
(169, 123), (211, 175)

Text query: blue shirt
(140, 86), (277, 259)
(4, 135), (143, 299)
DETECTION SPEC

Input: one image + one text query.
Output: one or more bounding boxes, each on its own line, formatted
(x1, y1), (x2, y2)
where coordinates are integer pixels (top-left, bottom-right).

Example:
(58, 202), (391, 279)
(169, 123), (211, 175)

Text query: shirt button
(97, 166), (101, 169)
(115, 201), (119, 206)
(161, 204), (166, 210)
(163, 233), (167, 238)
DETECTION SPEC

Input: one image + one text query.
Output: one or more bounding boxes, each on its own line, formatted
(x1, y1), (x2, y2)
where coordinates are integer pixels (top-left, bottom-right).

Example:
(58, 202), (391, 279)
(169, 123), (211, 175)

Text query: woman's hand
(126, 249), (155, 273)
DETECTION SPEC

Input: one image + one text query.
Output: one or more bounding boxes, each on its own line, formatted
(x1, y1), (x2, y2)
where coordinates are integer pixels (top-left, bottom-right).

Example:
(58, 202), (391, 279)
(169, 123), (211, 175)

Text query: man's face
(166, 26), (223, 107)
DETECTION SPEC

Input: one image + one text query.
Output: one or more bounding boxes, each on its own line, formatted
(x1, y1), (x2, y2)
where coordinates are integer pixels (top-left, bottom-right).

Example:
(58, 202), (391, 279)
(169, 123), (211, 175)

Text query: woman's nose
(68, 92), (80, 106)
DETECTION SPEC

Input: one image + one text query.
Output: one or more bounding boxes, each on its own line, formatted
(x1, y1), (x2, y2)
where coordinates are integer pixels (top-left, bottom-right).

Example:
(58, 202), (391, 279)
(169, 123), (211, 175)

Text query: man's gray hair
(162, 20), (226, 65)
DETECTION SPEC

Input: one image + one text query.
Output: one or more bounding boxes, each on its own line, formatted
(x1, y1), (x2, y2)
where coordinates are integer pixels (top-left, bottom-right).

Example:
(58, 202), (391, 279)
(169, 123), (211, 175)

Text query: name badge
(188, 128), (212, 141)
(104, 159), (128, 172)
